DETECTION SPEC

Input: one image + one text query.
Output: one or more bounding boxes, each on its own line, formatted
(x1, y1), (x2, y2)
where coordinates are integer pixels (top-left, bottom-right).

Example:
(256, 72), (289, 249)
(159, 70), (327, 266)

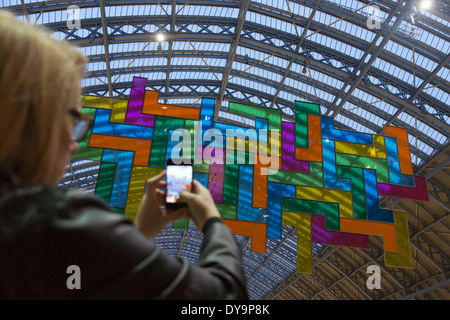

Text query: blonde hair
(0, 10), (86, 187)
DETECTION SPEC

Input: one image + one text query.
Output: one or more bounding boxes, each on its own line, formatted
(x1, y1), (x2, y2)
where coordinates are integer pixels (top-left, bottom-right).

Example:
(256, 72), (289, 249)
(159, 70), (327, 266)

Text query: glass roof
(2, 0), (449, 300)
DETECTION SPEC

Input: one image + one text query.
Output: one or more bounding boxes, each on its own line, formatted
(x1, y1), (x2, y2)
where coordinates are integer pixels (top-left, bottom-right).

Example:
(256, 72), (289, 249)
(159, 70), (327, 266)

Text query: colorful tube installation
(73, 77), (429, 273)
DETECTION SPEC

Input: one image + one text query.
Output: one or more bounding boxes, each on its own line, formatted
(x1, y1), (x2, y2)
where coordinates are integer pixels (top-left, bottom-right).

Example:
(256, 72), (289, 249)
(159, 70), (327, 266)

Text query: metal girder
(401, 278), (450, 300)
(384, 53), (450, 127)
(245, 228), (297, 288)
(325, 0), (411, 118)
(41, 14), (449, 135)
(269, 0), (321, 109)
(265, 200), (449, 300)
(390, 202), (449, 275)
(99, 0), (113, 97)
(214, 0), (251, 121)
(238, 36), (450, 136)
(249, 0), (448, 90)
(318, 254), (374, 299)
(164, 0), (177, 103)
(265, 246), (339, 299)
(9, 1), (449, 92)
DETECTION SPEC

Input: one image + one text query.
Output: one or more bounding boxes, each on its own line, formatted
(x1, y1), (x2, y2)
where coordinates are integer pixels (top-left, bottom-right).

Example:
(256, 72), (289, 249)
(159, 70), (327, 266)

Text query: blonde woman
(0, 10), (247, 300)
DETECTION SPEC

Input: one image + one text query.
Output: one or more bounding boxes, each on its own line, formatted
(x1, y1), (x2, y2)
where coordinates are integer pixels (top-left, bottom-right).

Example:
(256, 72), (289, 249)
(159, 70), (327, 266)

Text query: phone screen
(166, 163), (193, 207)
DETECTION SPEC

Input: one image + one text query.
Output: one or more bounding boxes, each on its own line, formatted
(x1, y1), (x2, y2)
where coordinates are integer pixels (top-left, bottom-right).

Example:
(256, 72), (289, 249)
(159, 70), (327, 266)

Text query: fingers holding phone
(179, 180), (221, 231)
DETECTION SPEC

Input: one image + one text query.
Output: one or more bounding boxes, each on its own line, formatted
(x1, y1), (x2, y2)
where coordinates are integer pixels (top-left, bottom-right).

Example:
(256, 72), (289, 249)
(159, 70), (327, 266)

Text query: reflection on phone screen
(166, 165), (193, 203)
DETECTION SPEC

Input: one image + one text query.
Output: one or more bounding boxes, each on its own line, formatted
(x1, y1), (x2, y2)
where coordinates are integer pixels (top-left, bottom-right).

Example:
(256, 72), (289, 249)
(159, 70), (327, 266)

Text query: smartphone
(165, 159), (193, 209)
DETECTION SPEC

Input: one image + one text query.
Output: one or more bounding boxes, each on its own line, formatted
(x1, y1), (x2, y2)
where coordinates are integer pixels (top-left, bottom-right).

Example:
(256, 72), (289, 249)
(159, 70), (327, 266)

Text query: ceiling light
(156, 33), (165, 42)
(157, 44), (162, 52)
(420, 0), (432, 10)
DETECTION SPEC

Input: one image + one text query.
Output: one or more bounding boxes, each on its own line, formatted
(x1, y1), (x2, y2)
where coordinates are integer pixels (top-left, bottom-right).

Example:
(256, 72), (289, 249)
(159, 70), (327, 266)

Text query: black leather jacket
(0, 184), (248, 300)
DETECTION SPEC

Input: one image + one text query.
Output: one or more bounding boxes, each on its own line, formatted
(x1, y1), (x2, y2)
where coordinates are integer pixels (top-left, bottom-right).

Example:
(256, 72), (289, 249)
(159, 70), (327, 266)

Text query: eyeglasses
(68, 109), (92, 142)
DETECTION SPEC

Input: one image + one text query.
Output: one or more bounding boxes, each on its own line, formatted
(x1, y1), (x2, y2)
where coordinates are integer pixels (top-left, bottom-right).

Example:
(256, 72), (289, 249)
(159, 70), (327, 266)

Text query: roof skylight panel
(286, 0), (313, 18)
(236, 46), (272, 63)
(308, 32), (364, 61)
(384, 40), (439, 72)
(172, 41), (193, 51)
(242, 256), (261, 271)
(233, 61), (283, 83)
(352, 88), (382, 106)
(413, 51), (439, 71)
(108, 42), (148, 55)
(402, 113), (448, 146)
(246, 278), (270, 295)
(132, 72), (167, 83)
(346, 103), (385, 128)
(109, 57), (167, 70)
(251, 0), (280, 8)
(168, 98), (200, 106)
(265, 55), (290, 70)
(408, 135), (434, 158)
(422, 10), (450, 28)
(277, 89), (306, 105)
(265, 259), (294, 278)
(263, 0), (290, 13)
(208, 42), (231, 53)
(14, 9), (54, 24)
(219, 111), (256, 127)
(330, 18), (376, 43)
(435, 67), (449, 82)
(410, 154), (424, 167)
(246, 11), (298, 37)
(335, 113), (374, 134)
(79, 45), (105, 57)
(253, 268), (282, 288)
(313, 87), (335, 103)
(0, 0), (17, 6)
(415, 28), (450, 55)
(307, 68), (345, 90)
(16, 0), (43, 4)
(423, 86), (450, 105)
(86, 61), (107, 72)
(231, 60), (247, 73)
(171, 57), (225, 68)
(229, 75), (277, 96)
(173, 41), (230, 53)
(23, 6), (102, 25)
(81, 77), (108, 88)
(170, 71), (219, 81)
(397, 111), (422, 129)
(283, 77), (312, 96)
(327, 0), (365, 12)
(372, 57), (424, 87)
(180, 5), (239, 18)
(283, 74), (336, 103)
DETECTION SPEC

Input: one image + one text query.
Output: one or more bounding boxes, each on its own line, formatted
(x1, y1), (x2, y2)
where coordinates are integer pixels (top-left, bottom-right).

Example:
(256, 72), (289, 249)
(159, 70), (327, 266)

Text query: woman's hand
(178, 179), (221, 232)
(134, 170), (189, 239)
